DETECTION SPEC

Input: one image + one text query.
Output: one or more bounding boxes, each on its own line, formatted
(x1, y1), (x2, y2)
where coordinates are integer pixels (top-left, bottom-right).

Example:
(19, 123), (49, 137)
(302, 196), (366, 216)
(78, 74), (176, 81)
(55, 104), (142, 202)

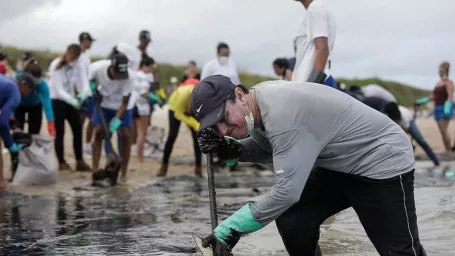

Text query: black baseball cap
(111, 54), (129, 80)
(17, 72), (39, 87)
(190, 75), (236, 131)
(79, 32), (95, 42)
(139, 30), (151, 42)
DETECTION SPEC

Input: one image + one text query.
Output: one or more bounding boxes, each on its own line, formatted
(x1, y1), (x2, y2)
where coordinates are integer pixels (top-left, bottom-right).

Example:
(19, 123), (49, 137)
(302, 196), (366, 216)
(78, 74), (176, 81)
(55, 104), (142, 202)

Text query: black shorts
(275, 168), (426, 256)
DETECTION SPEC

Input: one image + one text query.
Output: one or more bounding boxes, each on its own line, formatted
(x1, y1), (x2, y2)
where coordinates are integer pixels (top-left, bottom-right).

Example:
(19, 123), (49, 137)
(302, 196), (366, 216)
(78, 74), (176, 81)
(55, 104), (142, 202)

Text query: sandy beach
(2, 105), (455, 196)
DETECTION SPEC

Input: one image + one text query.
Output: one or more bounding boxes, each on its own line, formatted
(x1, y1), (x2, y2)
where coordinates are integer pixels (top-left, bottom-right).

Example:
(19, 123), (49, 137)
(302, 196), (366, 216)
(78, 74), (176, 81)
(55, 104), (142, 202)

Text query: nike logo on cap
(196, 104), (203, 113)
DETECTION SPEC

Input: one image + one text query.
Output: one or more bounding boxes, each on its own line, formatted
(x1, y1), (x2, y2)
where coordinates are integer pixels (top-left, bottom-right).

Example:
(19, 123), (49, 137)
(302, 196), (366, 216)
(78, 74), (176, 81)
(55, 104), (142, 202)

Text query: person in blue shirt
(0, 73), (35, 190)
(14, 59), (55, 136)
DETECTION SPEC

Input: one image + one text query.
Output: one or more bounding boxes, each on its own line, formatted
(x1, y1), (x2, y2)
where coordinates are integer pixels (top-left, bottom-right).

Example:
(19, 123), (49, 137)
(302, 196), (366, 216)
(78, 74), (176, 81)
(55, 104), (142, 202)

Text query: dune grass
(1, 45), (430, 107)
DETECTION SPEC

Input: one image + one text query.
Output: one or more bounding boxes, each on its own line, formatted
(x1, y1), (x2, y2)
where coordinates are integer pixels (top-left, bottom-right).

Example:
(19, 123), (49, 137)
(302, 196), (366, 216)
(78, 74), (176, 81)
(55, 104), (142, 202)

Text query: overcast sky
(0, 0), (453, 89)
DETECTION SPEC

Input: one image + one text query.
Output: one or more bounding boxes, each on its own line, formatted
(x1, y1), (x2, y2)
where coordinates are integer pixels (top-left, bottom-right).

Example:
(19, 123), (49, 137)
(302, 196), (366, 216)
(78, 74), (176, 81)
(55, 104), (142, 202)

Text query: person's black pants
(162, 110), (201, 166)
(52, 99), (83, 163)
(275, 168), (426, 256)
(14, 103), (43, 134)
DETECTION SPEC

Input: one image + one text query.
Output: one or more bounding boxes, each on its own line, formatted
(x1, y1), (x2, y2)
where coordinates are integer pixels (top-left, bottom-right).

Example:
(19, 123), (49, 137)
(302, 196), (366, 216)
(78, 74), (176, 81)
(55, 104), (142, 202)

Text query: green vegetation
(1, 45), (430, 107)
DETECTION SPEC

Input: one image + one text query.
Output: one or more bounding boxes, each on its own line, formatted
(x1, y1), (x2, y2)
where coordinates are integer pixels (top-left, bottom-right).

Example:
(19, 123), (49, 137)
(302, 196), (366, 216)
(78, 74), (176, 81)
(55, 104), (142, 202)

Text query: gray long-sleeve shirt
(240, 81), (415, 226)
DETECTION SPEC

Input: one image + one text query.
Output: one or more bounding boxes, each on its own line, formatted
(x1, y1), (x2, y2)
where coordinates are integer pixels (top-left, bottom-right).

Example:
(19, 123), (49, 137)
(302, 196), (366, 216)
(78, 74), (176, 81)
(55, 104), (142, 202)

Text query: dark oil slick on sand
(0, 162), (454, 256)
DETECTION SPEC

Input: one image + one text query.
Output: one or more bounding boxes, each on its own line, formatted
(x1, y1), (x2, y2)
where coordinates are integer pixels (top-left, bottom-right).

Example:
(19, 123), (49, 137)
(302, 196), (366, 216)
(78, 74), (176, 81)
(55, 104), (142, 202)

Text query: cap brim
(198, 102), (226, 132)
(113, 71), (129, 80)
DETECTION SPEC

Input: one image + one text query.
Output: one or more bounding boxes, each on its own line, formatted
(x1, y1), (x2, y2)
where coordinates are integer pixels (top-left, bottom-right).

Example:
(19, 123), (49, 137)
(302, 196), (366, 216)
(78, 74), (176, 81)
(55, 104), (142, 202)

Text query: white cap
(170, 76), (178, 83)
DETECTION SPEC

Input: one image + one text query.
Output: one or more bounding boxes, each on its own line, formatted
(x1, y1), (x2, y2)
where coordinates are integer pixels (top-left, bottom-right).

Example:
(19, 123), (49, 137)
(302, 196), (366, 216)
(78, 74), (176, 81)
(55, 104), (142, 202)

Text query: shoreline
(3, 106), (455, 196)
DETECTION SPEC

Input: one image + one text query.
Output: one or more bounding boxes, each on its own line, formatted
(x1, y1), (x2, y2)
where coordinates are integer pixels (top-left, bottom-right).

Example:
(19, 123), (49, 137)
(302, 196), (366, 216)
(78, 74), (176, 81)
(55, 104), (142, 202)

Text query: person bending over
(157, 84), (202, 177)
(0, 73), (35, 190)
(191, 75), (426, 256)
(13, 59), (55, 136)
(363, 96), (440, 167)
(90, 54), (136, 184)
(272, 58), (292, 81)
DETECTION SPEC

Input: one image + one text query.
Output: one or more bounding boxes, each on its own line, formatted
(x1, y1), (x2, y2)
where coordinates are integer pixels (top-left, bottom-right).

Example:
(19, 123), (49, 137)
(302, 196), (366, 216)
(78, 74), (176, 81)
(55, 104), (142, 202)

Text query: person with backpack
(13, 59), (55, 136)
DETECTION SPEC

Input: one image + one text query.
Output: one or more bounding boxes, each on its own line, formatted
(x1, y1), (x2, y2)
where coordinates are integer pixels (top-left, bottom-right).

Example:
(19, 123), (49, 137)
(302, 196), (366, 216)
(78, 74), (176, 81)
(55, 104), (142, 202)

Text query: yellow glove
(187, 117), (200, 132)
(156, 88), (167, 100)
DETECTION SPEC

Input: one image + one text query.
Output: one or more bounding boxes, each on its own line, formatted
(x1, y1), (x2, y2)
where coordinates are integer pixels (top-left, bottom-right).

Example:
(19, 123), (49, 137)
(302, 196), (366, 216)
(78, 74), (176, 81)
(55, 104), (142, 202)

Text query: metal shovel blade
(192, 233), (213, 256)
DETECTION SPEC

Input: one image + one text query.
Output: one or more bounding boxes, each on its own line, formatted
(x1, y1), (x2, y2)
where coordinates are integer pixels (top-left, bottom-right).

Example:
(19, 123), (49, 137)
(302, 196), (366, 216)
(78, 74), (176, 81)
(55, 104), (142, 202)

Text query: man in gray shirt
(191, 75), (426, 255)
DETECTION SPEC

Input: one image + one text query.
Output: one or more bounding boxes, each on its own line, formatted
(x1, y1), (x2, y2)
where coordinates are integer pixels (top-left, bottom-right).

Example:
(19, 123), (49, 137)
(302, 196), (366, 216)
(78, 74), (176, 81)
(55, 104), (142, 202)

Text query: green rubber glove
(77, 91), (91, 103)
(89, 81), (97, 92)
(415, 97), (429, 105)
(212, 204), (264, 249)
(149, 92), (164, 105)
(67, 96), (81, 109)
(444, 100), (453, 116)
(109, 117), (122, 133)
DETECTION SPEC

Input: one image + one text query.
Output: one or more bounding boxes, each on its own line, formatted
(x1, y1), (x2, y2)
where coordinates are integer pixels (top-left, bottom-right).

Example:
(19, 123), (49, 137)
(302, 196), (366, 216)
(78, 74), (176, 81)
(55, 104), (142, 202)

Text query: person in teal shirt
(14, 59), (55, 136)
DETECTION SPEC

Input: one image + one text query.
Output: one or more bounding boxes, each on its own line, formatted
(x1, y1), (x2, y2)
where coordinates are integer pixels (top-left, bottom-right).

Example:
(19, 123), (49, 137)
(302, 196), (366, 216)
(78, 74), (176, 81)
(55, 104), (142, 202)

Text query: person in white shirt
(386, 103), (440, 167)
(292, 0), (337, 88)
(132, 57), (163, 163)
(78, 32), (96, 155)
(49, 43), (92, 172)
(363, 97), (440, 167)
(89, 54), (136, 184)
(201, 42), (240, 85)
(360, 84), (397, 103)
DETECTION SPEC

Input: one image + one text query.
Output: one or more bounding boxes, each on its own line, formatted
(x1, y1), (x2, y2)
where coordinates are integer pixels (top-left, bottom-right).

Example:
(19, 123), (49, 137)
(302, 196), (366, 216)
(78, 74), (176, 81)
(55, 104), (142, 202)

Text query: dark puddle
(0, 167), (454, 255)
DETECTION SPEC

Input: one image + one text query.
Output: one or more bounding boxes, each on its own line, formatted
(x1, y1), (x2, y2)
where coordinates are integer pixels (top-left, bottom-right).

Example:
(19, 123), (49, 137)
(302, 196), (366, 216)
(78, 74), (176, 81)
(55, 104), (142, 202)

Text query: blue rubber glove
(9, 143), (24, 153)
(149, 92), (164, 105)
(415, 97), (430, 105)
(109, 117), (122, 133)
(202, 204), (264, 251)
(444, 100), (453, 117)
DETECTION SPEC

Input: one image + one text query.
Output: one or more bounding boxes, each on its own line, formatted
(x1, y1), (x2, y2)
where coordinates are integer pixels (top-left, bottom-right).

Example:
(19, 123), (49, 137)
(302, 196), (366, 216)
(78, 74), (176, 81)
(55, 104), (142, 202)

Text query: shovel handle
(207, 153), (218, 229)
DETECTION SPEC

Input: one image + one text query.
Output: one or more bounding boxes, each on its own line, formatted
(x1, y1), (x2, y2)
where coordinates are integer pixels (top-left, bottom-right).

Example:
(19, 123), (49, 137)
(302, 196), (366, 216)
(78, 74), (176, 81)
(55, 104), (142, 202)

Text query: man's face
(18, 82), (32, 96)
(81, 40), (92, 50)
(218, 47), (230, 57)
(273, 65), (284, 76)
(140, 39), (150, 47)
(213, 89), (249, 139)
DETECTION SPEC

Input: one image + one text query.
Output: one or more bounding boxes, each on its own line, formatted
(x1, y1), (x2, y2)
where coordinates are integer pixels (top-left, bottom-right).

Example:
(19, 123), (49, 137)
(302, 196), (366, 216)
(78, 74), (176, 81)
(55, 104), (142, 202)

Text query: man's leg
(67, 103), (91, 171)
(27, 104), (43, 135)
(52, 100), (67, 166)
(91, 108), (103, 171)
(158, 110), (181, 176)
(275, 168), (351, 255)
(13, 105), (26, 132)
(118, 109), (133, 182)
(346, 170), (426, 256)
(409, 120), (440, 166)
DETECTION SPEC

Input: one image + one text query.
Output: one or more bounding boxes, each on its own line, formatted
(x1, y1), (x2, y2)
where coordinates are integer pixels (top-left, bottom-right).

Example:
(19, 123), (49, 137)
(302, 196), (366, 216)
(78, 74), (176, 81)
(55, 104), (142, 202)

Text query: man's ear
(234, 87), (246, 104)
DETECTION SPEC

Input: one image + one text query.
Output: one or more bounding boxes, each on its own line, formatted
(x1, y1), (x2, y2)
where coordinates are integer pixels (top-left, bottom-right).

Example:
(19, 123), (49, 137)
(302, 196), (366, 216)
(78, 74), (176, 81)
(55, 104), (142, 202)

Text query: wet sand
(1, 107), (455, 255)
